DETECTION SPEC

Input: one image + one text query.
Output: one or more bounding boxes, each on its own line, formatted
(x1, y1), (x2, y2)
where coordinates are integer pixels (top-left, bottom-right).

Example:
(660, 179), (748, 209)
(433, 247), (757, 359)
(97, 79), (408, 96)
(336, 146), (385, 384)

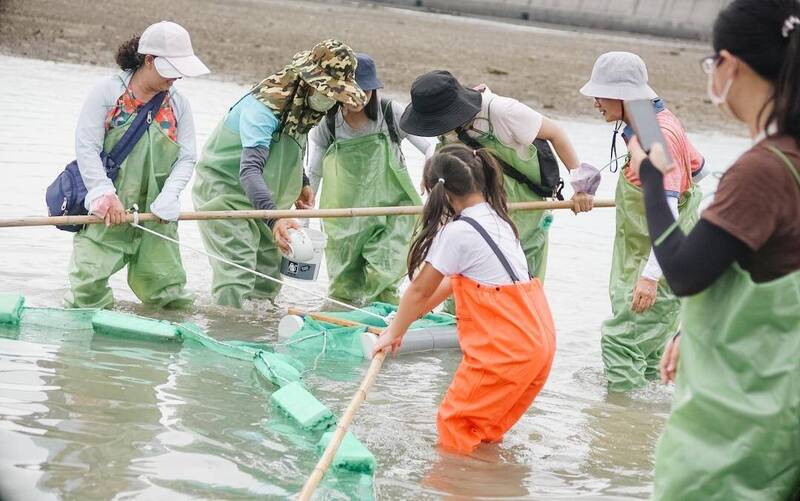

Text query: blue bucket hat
(355, 53), (383, 91)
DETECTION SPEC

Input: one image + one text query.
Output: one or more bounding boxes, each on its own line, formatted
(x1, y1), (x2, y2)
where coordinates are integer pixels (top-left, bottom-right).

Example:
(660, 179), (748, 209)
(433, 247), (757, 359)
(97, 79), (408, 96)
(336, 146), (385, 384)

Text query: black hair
(115, 35), (146, 72)
(713, 0), (800, 142)
(407, 143), (517, 279)
(364, 90), (379, 121)
(325, 89), (379, 123)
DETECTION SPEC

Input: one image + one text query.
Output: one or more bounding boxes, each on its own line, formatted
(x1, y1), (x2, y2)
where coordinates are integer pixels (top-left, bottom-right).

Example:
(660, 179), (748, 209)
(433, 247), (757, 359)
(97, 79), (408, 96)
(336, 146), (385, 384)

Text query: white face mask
(706, 70), (733, 110)
(307, 92), (336, 113)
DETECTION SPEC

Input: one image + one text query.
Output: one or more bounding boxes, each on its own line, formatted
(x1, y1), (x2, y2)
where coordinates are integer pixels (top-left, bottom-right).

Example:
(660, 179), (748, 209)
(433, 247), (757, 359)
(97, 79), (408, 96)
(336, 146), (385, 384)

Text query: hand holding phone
(624, 99), (675, 175)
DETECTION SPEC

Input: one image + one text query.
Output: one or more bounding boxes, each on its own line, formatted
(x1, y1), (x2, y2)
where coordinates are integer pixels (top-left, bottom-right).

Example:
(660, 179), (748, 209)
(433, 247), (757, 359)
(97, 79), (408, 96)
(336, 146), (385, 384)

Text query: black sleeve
(302, 171), (310, 187)
(640, 159), (751, 296)
(239, 145), (278, 229)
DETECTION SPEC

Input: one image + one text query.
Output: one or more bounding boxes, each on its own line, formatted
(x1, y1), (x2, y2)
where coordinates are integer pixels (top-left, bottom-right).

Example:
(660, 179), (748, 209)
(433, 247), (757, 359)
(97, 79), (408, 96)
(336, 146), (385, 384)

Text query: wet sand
(0, 0), (738, 134)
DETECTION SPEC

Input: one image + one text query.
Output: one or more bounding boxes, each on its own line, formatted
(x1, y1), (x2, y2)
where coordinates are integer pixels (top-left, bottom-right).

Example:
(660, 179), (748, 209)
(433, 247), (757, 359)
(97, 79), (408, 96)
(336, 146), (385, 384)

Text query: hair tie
(782, 15), (800, 38)
(437, 177), (445, 185)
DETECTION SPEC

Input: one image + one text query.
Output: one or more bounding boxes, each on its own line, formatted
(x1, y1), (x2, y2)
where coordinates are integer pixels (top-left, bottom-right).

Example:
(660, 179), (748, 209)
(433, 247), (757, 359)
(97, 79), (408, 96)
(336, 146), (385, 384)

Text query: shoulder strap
(105, 91), (167, 170)
(455, 215), (520, 283)
(767, 145), (800, 189)
(326, 109), (336, 140)
(455, 127), (555, 199)
(381, 98), (401, 146)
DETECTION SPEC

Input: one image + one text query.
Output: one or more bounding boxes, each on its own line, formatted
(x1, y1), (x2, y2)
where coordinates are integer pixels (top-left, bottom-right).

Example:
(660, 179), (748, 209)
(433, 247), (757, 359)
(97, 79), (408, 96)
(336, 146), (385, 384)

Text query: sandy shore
(0, 0), (737, 134)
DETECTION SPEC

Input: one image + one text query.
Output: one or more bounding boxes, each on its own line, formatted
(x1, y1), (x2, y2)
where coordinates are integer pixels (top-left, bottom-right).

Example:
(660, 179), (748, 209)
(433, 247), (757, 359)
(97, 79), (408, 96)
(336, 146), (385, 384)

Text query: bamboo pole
(300, 353), (386, 500)
(0, 199), (614, 229)
(287, 307), (383, 335)
(289, 308), (387, 501)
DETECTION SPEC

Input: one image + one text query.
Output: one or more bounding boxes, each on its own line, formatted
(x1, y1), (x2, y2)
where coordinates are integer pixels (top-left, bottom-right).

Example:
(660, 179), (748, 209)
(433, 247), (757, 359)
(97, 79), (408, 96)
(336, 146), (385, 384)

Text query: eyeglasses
(700, 53), (721, 75)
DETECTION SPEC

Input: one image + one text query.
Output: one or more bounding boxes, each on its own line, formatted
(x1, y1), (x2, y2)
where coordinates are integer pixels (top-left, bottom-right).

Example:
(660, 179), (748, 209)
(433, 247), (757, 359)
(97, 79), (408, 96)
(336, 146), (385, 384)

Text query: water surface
(0, 55), (749, 499)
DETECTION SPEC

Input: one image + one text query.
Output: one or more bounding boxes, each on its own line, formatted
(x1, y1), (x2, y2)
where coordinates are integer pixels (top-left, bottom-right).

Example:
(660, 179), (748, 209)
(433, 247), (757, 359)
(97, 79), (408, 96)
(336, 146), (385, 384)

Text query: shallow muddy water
(0, 55), (749, 499)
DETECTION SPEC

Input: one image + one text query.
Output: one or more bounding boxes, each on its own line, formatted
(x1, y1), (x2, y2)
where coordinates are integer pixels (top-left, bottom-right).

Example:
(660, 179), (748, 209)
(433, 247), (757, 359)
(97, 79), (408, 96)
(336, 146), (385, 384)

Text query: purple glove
(569, 163), (601, 195)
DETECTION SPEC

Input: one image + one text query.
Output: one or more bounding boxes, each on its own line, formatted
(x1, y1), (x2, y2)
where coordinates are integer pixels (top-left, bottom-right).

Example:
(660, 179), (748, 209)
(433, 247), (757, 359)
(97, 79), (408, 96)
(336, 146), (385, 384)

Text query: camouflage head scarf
(252, 39), (366, 137)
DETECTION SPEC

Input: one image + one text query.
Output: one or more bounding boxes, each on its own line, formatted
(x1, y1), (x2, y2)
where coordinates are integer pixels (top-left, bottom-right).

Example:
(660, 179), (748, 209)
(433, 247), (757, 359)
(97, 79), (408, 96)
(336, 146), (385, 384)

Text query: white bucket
(279, 228), (326, 281)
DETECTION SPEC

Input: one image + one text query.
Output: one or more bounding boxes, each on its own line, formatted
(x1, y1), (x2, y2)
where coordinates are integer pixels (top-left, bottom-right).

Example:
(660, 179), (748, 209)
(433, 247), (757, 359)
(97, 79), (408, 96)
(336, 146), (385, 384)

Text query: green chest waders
(66, 111), (191, 310)
(653, 148), (800, 500)
(600, 169), (700, 391)
(319, 131), (421, 304)
(192, 118), (304, 307)
(440, 118), (550, 314)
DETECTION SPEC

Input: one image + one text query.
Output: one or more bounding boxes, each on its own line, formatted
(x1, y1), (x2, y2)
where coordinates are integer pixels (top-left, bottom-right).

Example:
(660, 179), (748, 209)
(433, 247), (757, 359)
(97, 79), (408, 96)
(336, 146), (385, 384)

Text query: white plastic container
(280, 228), (327, 281)
(360, 325), (460, 359)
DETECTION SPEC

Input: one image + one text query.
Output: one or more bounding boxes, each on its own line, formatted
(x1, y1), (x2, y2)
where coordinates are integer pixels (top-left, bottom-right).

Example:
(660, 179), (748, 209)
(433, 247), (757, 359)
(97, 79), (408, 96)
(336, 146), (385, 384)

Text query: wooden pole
(0, 199), (615, 229)
(289, 308), (387, 501)
(287, 307), (383, 335)
(300, 352), (386, 500)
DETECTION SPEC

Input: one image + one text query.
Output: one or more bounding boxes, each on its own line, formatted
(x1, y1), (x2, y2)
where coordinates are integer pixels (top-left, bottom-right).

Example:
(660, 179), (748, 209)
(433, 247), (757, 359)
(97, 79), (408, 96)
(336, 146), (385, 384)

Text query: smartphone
(624, 99), (673, 165)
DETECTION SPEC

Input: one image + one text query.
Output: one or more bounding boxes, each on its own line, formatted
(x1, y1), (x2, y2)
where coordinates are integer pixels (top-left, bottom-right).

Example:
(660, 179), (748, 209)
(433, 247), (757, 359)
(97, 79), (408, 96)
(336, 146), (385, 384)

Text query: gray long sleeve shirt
(239, 145), (309, 228)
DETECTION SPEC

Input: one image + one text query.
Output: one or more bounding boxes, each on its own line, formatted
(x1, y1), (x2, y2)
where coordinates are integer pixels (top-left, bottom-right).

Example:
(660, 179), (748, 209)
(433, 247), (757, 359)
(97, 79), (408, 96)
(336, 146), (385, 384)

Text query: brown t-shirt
(703, 135), (800, 282)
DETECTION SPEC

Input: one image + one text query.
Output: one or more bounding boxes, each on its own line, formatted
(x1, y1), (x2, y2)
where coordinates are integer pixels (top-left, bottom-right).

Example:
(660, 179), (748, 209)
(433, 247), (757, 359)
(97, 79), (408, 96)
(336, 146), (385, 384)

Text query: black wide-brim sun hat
(399, 70), (482, 137)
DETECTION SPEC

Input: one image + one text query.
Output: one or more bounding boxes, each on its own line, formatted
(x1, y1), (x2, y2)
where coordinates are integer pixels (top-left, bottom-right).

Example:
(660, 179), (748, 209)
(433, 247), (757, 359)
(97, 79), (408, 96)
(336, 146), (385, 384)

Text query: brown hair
(407, 143), (517, 279)
(115, 35), (145, 71)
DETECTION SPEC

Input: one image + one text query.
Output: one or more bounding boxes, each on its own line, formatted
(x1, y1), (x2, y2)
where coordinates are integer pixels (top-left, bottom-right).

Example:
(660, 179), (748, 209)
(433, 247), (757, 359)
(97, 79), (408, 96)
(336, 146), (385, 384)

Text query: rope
(599, 153), (631, 173)
(307, 329), (329, 375)
(129, 217), (385, 321)
(280, 328), (332, 374)
(255, 350), (294, 385)
(280, 331), (329, 347)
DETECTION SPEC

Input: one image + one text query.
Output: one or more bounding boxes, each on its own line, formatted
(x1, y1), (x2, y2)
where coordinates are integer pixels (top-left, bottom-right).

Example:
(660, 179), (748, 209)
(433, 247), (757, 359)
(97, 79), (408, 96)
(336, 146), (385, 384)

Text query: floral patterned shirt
(105, 87), (177, 142)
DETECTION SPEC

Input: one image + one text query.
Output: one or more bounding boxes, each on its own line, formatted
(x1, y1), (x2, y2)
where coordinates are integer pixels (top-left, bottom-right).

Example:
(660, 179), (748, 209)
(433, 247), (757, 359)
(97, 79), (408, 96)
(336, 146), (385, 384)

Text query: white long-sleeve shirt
(74, 71), (197, 220)
(306, 100), (435, 192)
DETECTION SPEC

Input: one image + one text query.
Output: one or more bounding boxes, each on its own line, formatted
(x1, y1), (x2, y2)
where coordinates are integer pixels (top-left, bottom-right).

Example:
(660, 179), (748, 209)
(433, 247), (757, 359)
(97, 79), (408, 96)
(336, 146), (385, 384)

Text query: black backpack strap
(326, 109), (336, 141)
(455, 215), (520, 283)
(532, 138), (565, 200)
(381, 98), (401, 146)
(455, 127), (556, 199)
(105, 91), (167, 176)
(498, 159), (558, 199)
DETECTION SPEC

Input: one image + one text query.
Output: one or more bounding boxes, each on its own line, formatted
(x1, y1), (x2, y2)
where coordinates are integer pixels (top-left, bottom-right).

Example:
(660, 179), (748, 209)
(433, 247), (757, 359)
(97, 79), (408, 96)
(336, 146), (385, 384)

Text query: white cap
(580, 51), (657, 101)
(138, 21), (209, 78)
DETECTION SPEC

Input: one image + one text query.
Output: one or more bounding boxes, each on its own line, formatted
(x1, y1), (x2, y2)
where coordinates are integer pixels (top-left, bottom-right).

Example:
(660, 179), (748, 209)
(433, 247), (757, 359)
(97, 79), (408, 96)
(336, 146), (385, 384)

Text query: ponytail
(713, 0), (800, 143)
(407, 144), (517, 279)
(407, 178), (451, 279)
(475, 148), (517, 239)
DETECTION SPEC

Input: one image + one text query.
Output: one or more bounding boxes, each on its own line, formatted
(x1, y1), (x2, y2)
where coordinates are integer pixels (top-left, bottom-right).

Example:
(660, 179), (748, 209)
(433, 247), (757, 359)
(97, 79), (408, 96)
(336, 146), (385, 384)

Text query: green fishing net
(0, 299), (378, 492)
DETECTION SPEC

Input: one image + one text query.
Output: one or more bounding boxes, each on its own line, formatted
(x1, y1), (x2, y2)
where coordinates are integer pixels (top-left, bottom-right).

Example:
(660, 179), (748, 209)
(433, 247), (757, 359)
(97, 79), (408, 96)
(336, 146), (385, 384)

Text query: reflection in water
(0, 54), (751, 499)
(581, 385), (672, 499)
(423, 447), (531, 498)
(135, 344), (290, 498)
(36, 336), (173, 498)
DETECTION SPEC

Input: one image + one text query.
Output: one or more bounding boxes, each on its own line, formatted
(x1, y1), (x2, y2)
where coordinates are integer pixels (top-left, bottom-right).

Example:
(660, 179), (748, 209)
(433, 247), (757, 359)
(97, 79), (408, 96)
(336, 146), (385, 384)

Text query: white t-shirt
(426, 202), (529, 285)
(468, 88), (543, 159)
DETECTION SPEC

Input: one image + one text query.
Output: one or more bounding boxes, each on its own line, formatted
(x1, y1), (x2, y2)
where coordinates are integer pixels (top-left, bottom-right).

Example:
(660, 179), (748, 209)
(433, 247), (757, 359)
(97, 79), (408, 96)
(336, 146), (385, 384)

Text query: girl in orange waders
(373, 143), (556, 454)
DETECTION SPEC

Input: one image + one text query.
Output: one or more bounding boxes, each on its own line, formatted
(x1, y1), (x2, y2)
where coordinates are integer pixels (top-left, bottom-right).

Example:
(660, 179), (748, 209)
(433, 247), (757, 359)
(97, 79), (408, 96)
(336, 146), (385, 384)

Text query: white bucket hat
(580, 51), (657, 101)
(138, 21), (209, 79)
